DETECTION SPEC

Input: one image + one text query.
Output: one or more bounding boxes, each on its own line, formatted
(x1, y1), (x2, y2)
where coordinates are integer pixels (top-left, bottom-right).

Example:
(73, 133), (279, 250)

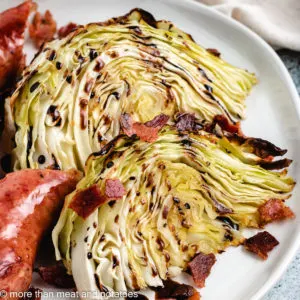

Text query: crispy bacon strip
(0, 0), (36, 90)
(187, 252), (216, 288)
(36, 262), (75, 288)
(259, 199), (295, 225)
(58, 22), (78, 38)
(120, 113), (169, 142)
(29, 10), (57, 48)
(154, 279), (200, 300)
(244, 231), (279, 260)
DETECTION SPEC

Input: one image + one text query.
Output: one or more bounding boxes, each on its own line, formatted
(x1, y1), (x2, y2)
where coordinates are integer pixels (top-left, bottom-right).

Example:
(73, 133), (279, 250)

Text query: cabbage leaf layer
(9, 9), (256, 171)
(52, 126), (294, 295)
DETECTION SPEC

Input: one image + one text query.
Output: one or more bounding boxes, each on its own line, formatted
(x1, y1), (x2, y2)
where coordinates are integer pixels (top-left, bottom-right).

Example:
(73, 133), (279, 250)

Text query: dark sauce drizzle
(216, 216), (239, 231)
(26, 126), (33, 168)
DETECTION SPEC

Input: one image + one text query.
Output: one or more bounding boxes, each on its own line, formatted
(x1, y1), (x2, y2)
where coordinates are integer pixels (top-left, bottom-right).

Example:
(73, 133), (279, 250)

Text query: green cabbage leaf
(9, 9), (256, 171)
(52, 126), (294, 294)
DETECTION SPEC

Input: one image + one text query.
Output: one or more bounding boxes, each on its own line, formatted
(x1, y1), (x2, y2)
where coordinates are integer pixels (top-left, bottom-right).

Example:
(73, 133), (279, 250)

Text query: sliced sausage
(0, 169), (81, 298)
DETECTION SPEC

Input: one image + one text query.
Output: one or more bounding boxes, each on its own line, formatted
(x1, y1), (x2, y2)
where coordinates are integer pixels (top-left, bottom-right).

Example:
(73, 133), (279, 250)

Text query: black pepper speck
(56, 62), (62, 70)
(107, 161), (114, 168)
(66, 75), (72, 84)
(48, 50), (56, 61)
(30, 82), (40, 93)
(38, 155), (46, 164)
(184, 203), (191, 209)
(173, 197), (180, 204)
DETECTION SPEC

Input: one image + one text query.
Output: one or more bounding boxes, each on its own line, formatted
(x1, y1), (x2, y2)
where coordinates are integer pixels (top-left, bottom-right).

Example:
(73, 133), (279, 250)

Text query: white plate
(1, 0), (300, 299)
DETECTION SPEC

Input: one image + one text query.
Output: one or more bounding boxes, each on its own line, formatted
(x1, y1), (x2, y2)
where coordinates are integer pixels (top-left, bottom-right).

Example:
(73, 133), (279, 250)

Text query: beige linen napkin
(197, 0), (300, 51)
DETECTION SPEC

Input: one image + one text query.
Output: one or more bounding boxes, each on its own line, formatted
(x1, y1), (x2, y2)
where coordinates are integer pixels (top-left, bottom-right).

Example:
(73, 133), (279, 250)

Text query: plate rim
(164, 0), (300, 299)
(1, 0), (300, 299)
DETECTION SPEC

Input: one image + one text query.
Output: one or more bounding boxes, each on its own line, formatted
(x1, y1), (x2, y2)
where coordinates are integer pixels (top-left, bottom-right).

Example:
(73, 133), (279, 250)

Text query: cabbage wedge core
(53, 126), (294, 296)
(9, 9), (256, 171)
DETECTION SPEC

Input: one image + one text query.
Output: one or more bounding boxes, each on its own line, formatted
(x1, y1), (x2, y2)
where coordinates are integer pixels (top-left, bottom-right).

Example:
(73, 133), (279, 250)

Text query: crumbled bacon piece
(120, 113), (169, 143)
(0, 0), (36, 90)
(132, 123), (160, 143)
(36, 262), (75, 288)
(29, 10), (57, 48)
(187, 252), (216, 288)
(259, 199), (295, 225)
(58, 22), (78, 38)
(144, 114), (169, 128)
(175, 113), (196, 132)
(206, 48), (221, 57)
(105, 179), (126, 199)
(69, 180), (126, 218)
(154, 279), (200, 300)
(69, 184), (105, 219)
(244, 231), (279, 260)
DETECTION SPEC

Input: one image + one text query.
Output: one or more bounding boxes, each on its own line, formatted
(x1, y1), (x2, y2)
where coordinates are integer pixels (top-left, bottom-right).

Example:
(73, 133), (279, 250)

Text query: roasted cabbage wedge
(7, 8), (256, 171)
(53, 125), (294, 296)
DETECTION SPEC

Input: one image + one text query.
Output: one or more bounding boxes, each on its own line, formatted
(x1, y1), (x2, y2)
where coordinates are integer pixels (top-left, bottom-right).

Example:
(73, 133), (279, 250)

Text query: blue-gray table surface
(264, 50), (300, 300)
